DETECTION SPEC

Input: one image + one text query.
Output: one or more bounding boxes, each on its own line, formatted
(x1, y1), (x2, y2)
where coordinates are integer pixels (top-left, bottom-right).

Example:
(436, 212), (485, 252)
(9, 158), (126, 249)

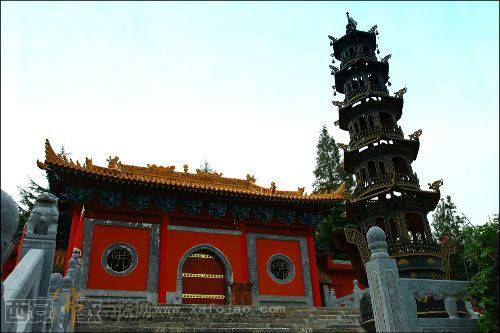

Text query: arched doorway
(181, 250), (227, 304)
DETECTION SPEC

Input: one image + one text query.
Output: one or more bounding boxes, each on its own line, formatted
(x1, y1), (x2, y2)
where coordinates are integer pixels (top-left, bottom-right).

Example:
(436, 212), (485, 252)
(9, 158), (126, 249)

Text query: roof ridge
(39, 139), (345, 201)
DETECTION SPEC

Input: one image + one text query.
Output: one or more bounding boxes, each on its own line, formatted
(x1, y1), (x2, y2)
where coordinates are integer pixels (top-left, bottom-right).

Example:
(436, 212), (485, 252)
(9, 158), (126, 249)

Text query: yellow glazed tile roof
(38, 139), (345, 201)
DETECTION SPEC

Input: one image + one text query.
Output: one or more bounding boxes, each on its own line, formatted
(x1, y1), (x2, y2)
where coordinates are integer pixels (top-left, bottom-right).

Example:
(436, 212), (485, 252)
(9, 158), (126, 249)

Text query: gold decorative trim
(53, 250), (67, 269)
(391, 252), (443, 259)
(182, 294), (226, 299)
(344, 228), (370, 265)
(441, 240), (457, 280)
(189, 253), (214, 259)
(397, 258), (410, 266)
(182, 273), (224, 279)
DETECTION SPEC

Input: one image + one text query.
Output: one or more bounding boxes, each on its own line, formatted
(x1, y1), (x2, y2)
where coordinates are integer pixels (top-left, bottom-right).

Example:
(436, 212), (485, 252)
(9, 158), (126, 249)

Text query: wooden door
(181, 250), (226, 304)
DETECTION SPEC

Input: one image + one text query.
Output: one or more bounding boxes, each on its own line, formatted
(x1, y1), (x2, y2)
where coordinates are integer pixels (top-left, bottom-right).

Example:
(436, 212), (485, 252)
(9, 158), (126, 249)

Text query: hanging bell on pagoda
(388, 81), (392, 86)
(333, 91), (337, 96)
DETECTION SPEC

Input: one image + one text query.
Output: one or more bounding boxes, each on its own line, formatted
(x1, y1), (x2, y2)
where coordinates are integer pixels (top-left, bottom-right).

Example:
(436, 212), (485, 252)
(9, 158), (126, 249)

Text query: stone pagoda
(328, 13), (459, 328)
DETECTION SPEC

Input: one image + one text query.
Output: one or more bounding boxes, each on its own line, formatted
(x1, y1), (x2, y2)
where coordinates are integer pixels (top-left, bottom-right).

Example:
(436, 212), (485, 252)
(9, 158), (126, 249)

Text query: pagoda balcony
(387, 239), (442, 258)
(344, 84), (389, 105)
(350, 126), (404, 150)
(340, 50), (377, 69)
(353, 172), (420, 197)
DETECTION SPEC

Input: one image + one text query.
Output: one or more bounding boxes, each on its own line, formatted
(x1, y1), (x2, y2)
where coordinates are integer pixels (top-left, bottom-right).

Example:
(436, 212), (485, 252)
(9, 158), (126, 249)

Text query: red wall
(73, 205), (318, 301)
(87, 224), (151, 291)
(255, 238), (305, 296)
(1, 244), (19, 281)
(318, 254), (367, 298)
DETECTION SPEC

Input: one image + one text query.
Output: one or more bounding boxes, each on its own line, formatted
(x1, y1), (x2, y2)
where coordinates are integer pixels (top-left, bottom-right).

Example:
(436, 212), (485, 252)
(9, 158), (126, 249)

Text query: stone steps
(76, 303), (364, 333)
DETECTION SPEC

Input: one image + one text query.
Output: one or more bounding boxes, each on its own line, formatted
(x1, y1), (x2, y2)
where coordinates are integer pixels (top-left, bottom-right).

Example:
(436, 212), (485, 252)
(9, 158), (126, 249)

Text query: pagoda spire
(346, 12), (357, 33)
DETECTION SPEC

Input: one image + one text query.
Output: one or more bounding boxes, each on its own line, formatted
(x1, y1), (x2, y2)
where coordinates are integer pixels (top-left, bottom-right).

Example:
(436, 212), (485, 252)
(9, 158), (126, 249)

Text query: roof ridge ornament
(394, 87), (407, 98)
(84, 157), (93, 168)
(409, 129), (422, 141)
(106, 156), (121, 170)
(332, 100), (345, 108)
(428, 179), (443, 191)
(381, 54), (392, 63)
(246, 174), (256, 183)
(328, 35), (337, 46)
(297, 187), (305, 196)
(346, 12), (357, 33)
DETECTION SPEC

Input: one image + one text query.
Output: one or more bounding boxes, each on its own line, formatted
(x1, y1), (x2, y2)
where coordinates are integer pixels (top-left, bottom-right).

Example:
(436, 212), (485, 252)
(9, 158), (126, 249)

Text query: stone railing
(388, 239), (442, 257)
(340, 50), (377, 69)
(364, 226), (478, 332)
(345, 84), (389, 105)
(350, 126), (404, 150)
(327, 279), (367, 308)
(354, 172), (419, 197)
(1, 190), (83, 333)
(45, 249), (82, 333)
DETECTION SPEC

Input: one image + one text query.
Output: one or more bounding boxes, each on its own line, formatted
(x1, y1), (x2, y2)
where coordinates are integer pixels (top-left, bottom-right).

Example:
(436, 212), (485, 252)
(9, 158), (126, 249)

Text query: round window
(267, 254), (295, 284)
(102, 243), (138, 276)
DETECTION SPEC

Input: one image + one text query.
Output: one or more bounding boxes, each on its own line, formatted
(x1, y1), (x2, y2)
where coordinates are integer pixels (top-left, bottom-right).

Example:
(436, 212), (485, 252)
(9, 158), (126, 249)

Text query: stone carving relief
(344, 228), (370, 264)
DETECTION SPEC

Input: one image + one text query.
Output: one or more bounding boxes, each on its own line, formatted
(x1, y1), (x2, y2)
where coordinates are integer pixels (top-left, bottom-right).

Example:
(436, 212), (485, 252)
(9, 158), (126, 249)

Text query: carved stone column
(365, 226), (409, 332)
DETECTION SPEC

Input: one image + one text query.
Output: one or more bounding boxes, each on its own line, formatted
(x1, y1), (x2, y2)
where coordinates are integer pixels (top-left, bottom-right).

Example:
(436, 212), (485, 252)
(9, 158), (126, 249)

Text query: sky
(1, 1), (499, 225)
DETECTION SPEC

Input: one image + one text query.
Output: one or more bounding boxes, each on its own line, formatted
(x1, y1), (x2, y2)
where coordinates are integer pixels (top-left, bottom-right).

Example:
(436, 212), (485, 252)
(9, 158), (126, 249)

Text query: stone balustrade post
(365, 226), (409, 332)
(466, 301), (479, 319)
(61, 275), (75, 332)
(68, 248), (82, 291)
(18, 193), (59, 299)
(353, 279), (363, 307)
(17, 192), (59, 332)
(48, 273), (64, 333)
(329, 288), (339, 308)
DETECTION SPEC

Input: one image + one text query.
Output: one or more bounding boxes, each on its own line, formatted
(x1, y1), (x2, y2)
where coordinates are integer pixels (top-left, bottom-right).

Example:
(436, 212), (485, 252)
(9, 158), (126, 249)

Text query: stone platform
(76, 303), (364, 333)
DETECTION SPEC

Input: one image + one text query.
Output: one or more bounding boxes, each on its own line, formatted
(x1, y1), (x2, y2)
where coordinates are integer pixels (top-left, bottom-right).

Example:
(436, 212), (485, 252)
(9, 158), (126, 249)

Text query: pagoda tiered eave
(331, 29), (376, 60)
(334, 60), (389, 93)
(343, 138), (420, 173)
(338, 95), (403, 130)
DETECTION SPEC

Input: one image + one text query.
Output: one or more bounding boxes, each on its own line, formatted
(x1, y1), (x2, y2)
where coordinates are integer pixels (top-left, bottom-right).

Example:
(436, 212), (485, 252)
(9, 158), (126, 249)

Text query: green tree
(312, 125), (353, 194)
(198, 159), (216, 173)
(312, 126), (355, 259)
(17, 178), (49, 225)
(463, 215), (498, 332)
(314, 205), (358, 260)
(432, 195), (467, 243)
(15, 145), (68, 239)
(431, 195), (469, 281)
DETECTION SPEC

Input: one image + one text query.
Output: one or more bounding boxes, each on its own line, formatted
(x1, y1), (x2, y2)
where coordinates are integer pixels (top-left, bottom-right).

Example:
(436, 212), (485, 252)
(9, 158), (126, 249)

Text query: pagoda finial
(346, 11), (357, 33)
